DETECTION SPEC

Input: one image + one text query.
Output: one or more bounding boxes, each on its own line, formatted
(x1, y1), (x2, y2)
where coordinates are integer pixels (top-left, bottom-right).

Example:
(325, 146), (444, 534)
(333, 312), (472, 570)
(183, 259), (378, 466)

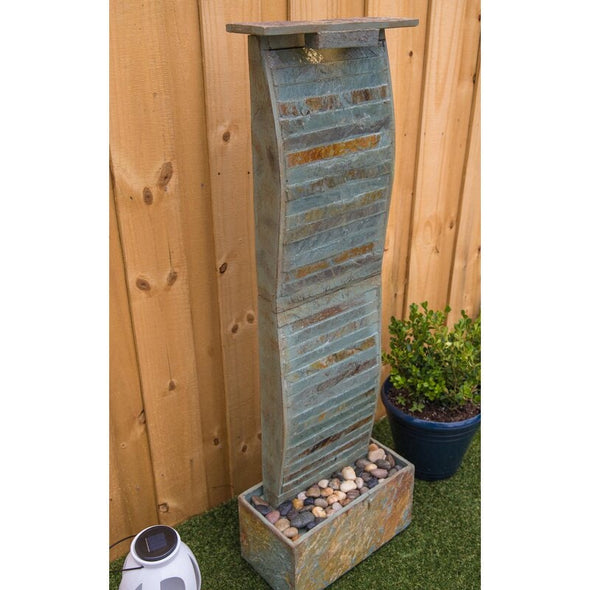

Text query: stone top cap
(226, 17), (418, 36)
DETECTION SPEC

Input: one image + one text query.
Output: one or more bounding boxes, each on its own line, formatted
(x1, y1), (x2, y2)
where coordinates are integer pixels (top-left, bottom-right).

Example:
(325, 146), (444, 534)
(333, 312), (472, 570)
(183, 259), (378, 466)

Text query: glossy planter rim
(380, 380), (481, 431)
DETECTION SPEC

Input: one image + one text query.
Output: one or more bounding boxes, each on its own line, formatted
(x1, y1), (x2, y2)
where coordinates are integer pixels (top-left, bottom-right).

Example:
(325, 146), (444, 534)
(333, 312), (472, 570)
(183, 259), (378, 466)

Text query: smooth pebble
(342, 466), (356, 481)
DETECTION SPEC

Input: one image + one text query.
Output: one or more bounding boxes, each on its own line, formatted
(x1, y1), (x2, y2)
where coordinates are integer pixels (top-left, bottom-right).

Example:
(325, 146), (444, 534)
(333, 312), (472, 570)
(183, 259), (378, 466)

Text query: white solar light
(119, 525), (201, 590)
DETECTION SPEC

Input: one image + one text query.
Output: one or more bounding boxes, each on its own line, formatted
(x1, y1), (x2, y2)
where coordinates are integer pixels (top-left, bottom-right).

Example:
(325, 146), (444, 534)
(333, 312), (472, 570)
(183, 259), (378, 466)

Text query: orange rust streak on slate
(287, 134), (380, 167)
(349, 85), (388, 104)
(279, 94), (343, 118)
(310, 336), (376, 372)
(295, 259), (330, 279)
(333, 242), (375, 263)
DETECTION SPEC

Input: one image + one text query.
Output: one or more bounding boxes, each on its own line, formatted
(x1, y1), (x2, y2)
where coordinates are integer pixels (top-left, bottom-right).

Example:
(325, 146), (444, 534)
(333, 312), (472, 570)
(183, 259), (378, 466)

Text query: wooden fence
(109, 0), (480, 556)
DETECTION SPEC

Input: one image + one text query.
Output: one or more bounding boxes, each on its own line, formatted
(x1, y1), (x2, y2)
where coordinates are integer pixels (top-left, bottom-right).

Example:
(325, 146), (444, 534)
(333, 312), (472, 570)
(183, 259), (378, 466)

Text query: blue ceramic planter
(381, 379), (480, 481)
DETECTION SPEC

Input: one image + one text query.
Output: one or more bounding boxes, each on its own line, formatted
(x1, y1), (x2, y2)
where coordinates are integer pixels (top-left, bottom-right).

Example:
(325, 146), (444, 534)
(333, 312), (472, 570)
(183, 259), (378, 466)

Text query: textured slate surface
(227, 17), (418, 36)
(245, 32), (397, 506)
(238, 440), (414, 590)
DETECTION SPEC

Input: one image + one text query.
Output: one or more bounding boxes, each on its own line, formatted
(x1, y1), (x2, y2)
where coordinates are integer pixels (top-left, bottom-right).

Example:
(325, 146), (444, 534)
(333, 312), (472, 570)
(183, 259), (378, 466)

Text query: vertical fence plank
(366, 0), (430, 416)
(109, 175), (158, 558)
(110, 0), (212, 524)
(288, 0), (337, 20)
(448, 53), (480, 324)
(263, 0), (288, 21)
(198, 0), (263, 495)
(405, 0), (481, 312)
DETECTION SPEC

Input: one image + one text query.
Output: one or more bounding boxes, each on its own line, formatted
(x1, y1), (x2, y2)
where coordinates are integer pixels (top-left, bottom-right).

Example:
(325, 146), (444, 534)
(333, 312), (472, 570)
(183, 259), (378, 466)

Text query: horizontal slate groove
(292, 383), (376, 428)
(291, 386), (376, 439)
(286, 414), (374, 465)
(289, 369), (378, 423)
(287, 407), (375, 457)
(276, 71), (388, 102)
(285, 304), (376, 355)
(285, 207), (385, 250)
(286, 155), (391, 199)
(282, 287), (378, 336)
(288, 351), (379, 401)
(285, 226), (382, 271)
(279, 254), (382, 300)
(286, 186), (387, 230)
(281, 427), (373, 488)
(284, 242), (377, 284)
(286, 134), (380, 167)
(282, 115), (390, 153)
(285, 145), (392, 186)
(280, 101), (392, 138)
(286, 335), (376, 382)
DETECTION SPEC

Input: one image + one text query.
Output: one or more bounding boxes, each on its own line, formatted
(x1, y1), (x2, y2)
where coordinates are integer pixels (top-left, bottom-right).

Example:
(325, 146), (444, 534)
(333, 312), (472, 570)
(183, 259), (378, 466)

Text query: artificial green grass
(110, 418), (480, 589)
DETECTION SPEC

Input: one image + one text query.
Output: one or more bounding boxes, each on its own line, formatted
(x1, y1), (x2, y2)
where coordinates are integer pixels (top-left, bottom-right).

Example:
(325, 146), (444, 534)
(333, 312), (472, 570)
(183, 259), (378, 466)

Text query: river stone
(361, 472), (372, 482)
(297, 492), (307, 501)
(306, 485), (321, 498)
(290, 511), (315, 529)
(318, 479), (329, 489)
(306, 520), (319, 530)
(331, 502), (343, 511)
(251, 495), (268, 506)
(328, 478), (341, 490)
(360, 486), (369, 495)
(278, 501), (292, 516)
(366, 477), (379, 489)
(376, 459), (392, 470)
(355, 477), (364, 489)
(314, 497), (329, 508)
(368, 448), (386, 462)
(347, 489), (360, 500)
(283, 527), (298, 538)
(321, 487), (334, 497)
(292, 498), (304, 510)
(304, 496), (316, 506)
(371, 468), (389, 479)
(275, 518), (291, 532)
(342, 466), (356, 481)
(364, 462), (378, 472)
(254, 504), (272, 516)
(340, 480), (357, 493)
(356, 458), (371, 468)
(312, 506), (327, 518)
(265, 510), (280, 524)
(287, 507), (300, 521)
(368, 442), (380, 452)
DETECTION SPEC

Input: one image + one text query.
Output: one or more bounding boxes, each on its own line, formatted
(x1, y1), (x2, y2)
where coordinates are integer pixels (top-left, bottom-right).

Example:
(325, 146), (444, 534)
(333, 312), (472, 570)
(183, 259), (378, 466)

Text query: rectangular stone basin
(238, 439), (414, 590)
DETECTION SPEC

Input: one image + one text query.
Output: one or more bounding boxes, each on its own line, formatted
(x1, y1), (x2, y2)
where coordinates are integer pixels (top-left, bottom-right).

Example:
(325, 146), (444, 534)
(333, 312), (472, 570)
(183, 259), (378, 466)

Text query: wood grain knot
(213, 438), (220, 446)
(136, 277), (151, 291)
(241, 444), (248, 453)
(167, 270), (178, 286)
(222, 131), (231, 142)
(158, 162), (173, 189)
(158, 503), (169, 513)
(143, 187), (153, 205)
(246, 312), (255, 324)
(168, 380), (176, 391)
(219, 262), (228, 274)
(231, 324), (239, 334)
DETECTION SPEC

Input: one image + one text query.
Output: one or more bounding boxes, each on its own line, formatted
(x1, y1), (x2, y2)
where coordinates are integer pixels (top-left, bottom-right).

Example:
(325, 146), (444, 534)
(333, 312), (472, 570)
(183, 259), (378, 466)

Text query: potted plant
(381, 302), (481, 480)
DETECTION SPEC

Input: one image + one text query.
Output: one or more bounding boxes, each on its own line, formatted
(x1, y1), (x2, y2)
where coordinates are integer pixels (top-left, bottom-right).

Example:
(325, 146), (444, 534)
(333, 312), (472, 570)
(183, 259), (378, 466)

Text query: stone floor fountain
(227, 17), (418, 590)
